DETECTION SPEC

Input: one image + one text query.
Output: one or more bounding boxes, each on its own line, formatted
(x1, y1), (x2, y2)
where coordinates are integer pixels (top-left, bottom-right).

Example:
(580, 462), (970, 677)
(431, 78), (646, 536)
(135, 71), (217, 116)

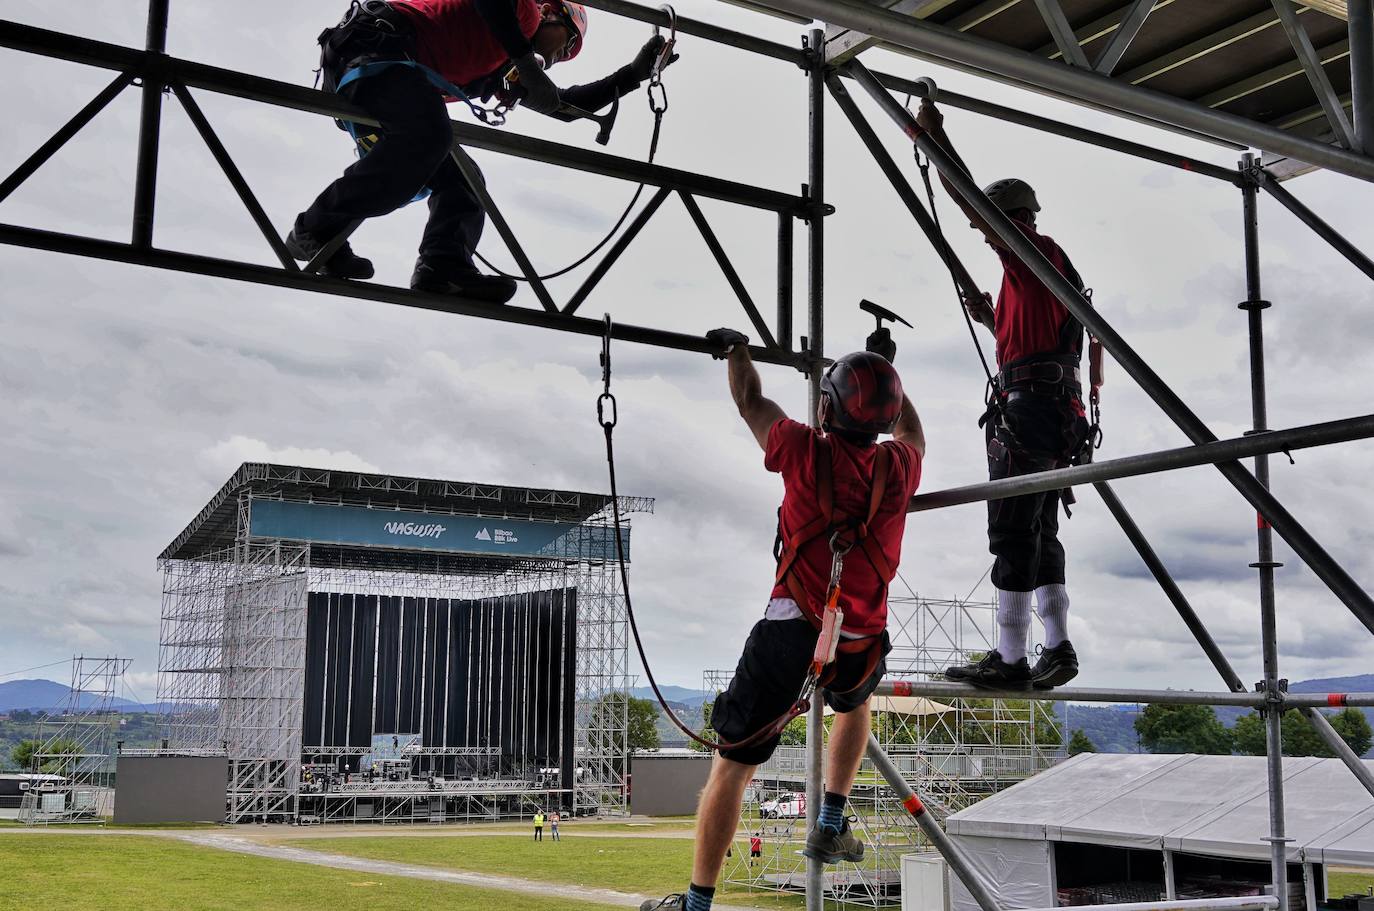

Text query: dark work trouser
(986, 391), (1088, 592)
(298, 64), (487, 268)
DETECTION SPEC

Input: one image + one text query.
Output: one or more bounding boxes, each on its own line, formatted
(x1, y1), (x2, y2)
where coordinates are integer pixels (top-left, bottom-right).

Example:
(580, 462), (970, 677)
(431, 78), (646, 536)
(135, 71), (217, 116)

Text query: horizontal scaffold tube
(0, 20), (810, 217)
(876, 680), (1374, 708)
(907, 413), (1374, 512)
(0, 222), (810, 369)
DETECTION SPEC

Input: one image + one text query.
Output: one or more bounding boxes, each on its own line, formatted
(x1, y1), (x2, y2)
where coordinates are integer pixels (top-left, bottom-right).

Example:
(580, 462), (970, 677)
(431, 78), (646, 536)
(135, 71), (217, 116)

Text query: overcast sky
(2, 1), (1373, 703)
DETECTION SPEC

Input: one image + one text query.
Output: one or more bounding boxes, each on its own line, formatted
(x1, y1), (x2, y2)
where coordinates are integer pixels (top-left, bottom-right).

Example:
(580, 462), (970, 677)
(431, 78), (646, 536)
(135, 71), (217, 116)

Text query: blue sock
(685, 883), (715, 911)
(819, 791), (847, 833)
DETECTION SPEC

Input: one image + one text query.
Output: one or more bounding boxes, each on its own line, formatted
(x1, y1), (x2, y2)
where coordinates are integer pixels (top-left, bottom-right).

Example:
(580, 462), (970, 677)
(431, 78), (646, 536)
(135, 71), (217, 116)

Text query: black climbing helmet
(983, 177), (1040, 214)
(820, 352), (904, 436)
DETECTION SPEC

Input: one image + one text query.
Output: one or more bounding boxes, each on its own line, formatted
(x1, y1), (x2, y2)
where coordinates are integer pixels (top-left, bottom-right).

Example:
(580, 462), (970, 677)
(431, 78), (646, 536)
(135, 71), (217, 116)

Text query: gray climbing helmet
(983, 178), (1041, 214)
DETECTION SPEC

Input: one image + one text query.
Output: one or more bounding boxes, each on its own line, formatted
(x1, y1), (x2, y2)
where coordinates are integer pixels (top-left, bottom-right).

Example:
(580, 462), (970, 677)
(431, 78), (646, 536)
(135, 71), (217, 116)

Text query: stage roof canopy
(161, 463), (652, 570)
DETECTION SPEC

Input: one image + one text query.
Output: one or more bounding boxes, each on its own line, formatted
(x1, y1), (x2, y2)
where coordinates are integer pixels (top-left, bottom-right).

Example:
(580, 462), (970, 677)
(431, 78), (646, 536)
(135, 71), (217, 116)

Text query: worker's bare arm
(916, 102), (1008, 252)
(727, 347), (787, 451)
(891, 393), (926, 458)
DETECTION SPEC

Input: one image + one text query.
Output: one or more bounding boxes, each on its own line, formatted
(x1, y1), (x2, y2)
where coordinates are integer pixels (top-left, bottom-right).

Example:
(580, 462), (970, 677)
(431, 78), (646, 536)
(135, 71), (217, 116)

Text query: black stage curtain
(302, 589), (577, 784)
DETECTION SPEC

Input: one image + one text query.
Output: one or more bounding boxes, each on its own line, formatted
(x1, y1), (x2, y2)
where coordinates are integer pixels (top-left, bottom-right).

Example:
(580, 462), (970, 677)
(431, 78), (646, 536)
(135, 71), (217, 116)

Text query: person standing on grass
(534, 809), (545, 841)
(748, 834), (762, 867)
(639, 326), (926, 911)
(550, 811), (561, 841)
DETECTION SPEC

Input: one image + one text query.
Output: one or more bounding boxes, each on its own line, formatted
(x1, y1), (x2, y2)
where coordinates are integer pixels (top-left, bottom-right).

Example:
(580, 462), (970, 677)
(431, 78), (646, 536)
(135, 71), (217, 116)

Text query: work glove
(866, 327), (896, 363)
(513, 53), (561, 114)
(706, 327), (749, 359)
(628, 34), (678, 83)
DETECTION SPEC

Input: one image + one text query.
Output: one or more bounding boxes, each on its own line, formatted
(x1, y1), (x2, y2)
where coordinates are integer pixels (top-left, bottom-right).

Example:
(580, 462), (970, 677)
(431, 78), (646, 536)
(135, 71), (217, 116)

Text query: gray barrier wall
(113, 756), (228, 824)
(630, 753), (711, 817)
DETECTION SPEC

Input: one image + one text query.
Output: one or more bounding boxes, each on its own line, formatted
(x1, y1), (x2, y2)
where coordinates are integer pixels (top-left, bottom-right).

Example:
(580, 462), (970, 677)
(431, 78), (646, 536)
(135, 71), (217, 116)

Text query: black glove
(513, 54), (561, 114)
(706, 327), (749, 359)
(628, 35), (678, 83)
(866, 327), (896, 362)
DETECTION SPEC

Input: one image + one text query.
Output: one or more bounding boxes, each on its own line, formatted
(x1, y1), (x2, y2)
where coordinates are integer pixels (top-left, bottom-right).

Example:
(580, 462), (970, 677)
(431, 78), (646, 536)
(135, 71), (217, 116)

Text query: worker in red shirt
(286, 0), (675, 302)
(640, 327), (925, 911)
(915, 100), (1103, 691)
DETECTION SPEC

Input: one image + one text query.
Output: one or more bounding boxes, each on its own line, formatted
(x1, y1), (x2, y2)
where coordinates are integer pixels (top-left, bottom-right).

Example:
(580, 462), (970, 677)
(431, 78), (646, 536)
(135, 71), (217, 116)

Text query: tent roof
(825, 695), (955, 717)
(947, 752), (1374, 863)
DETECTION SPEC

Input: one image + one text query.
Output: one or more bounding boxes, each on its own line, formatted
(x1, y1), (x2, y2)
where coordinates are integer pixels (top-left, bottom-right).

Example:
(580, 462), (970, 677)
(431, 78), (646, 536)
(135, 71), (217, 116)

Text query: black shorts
(711, 618), (890, 766)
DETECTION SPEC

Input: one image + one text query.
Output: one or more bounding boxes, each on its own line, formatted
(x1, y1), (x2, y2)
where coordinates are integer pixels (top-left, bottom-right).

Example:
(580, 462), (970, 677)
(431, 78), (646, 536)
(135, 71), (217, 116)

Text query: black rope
(596, 317), (813, 753)
(476, 78), (668, 282)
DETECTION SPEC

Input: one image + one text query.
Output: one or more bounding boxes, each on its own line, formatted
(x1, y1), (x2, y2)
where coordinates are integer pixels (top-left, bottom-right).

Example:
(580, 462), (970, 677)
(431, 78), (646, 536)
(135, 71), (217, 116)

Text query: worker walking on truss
(915, 99), (1103, 691)
(639, 328), (925, 911)
(286, 0), (676, 302)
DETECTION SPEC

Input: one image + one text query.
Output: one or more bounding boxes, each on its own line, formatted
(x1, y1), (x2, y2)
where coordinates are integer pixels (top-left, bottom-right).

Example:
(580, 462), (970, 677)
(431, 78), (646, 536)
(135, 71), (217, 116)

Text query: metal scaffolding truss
(7, 0), (1374, 906)
(18, 656), (130, 825)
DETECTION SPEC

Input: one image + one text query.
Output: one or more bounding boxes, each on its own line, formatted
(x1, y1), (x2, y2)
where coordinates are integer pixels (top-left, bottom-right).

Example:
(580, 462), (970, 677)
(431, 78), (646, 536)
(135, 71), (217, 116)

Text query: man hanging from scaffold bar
(914, 99), (1104, 691)
(639, 328), (926, 911)
(285, 0), (676, 303)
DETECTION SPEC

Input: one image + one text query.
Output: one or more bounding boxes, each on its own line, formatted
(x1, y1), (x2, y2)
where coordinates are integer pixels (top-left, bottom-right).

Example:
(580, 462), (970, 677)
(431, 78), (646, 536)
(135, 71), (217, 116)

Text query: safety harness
(772, 439), (894, 694)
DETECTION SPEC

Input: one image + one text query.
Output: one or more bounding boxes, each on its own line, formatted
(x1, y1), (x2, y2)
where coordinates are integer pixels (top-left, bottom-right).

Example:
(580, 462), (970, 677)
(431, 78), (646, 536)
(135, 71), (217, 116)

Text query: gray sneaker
(802, 816), (864, 864)
(639, 895), (686, 911)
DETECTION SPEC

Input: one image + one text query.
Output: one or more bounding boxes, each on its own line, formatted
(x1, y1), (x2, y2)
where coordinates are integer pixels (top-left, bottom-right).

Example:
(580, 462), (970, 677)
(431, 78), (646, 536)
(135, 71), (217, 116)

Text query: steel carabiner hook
(652, 4), (677, 85)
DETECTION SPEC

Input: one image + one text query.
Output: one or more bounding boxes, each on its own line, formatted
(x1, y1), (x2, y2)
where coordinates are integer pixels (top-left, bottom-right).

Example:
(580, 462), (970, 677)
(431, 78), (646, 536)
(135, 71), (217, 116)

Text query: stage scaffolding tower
(6, 0), (1374, 904)
(155, 464), (646, 823)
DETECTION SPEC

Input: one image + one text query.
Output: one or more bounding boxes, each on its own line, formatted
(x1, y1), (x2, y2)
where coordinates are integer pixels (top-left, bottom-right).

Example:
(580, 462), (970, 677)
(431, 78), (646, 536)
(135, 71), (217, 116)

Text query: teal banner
(248, 499), (629, 561)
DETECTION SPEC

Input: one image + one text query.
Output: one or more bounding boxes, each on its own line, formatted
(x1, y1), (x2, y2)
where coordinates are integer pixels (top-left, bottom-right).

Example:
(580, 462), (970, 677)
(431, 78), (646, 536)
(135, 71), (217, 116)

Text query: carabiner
(652, 4), (677, 84)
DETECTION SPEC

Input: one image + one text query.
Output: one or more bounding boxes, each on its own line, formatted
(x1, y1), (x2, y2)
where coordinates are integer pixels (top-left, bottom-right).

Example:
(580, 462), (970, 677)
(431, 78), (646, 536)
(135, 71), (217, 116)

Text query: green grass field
(285, 833), (806, 909)
(0, 835), (625, 911)
(1329, 868), (1374, 897)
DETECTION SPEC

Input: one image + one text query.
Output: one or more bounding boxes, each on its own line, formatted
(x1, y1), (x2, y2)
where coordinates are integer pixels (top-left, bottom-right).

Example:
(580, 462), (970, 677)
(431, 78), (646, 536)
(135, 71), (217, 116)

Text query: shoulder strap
(814, 434), (834, 525)
(863, 445), (891, 529)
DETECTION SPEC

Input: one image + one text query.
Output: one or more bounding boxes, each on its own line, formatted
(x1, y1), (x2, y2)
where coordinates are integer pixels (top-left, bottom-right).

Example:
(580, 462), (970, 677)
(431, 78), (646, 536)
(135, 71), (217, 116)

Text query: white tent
(823, 695), (955, 717)
(941, 752), (1374, 911)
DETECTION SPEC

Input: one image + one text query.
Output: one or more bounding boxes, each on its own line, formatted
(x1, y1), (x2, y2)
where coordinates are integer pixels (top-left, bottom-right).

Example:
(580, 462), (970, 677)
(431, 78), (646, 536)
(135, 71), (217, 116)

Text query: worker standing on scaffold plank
(639, 328), (925, 911)
(915, 99), (1104, 691)
(286, 0), (676, 302)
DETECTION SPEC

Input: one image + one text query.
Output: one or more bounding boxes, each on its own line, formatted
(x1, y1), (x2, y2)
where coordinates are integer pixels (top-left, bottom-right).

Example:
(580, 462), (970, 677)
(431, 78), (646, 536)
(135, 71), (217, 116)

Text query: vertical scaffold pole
(804, 27), (826, 911)
(1241, 153), (1290, 911)
(1349, 0), (1374, 154)
(132, 0), (169, 248)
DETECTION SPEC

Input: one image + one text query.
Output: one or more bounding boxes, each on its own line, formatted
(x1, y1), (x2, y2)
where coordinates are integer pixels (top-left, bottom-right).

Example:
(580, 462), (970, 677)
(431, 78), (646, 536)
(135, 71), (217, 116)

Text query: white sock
(1035, 583), (1070, 648)
(995, 588), (1032, 663)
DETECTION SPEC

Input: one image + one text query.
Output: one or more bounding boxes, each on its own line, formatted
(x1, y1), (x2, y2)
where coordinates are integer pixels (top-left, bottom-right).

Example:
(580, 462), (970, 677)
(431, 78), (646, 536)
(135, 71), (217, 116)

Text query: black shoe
(285, 226), (374, 279)
(638, 896), (686, 911)
(944, 651), (1032, 690)
(802, 816), (864, 864)
(411, 259), (518, 303)
(1030, 640), (1079, 689)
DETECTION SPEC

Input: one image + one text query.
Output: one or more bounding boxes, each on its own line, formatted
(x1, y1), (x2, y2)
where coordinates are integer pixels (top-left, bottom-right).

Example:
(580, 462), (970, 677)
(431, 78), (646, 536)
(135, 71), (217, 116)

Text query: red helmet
(820, 352), (904, 436)
(557, 2), (588, 60)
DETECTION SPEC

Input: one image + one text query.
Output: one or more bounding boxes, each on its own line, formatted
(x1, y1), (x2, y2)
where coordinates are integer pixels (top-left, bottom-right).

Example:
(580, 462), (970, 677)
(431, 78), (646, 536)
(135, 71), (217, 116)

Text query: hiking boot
(944, 651), (1032, 690)
(411, 259), (517, 303)
(802, 815), (864, 864)
(638, 896), (686, 911)
(285, 226), (374, 279)
(1030, 640), (1079, 689)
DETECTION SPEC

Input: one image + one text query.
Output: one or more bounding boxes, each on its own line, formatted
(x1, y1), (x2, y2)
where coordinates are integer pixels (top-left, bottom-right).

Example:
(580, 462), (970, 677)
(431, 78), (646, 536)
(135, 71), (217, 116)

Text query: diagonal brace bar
(847, 61), (1374, 638)
(0, 71), (132, 205)
(1034, 0), (1091, 68)
(449, 143), (557, 313)
(171, 83), (297, 271)
(564, 186), (672, 315)
(1270, 0), (1355, 148)
(866, 734), (1003, 911)
(678, 192), (779, 349)
(1093, 0), (1156, 75)
(1259, 171), (1374, 283)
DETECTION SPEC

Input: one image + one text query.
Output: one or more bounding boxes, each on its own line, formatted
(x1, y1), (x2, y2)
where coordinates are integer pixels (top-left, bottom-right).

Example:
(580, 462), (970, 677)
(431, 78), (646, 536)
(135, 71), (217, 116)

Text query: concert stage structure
(154, 463), (650, 823)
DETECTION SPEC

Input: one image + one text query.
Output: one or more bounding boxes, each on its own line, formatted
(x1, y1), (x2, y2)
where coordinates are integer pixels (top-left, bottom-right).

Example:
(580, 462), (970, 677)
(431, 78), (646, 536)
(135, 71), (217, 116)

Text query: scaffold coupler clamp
(1255, 677), (1288, 716)
(598, 314), (617, 432)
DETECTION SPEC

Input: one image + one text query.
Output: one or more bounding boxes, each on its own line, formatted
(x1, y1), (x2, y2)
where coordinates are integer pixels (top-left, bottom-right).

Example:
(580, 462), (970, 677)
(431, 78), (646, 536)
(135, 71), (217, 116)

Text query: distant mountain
(630, 685), (713, 708)
(0, 679), (159, 713)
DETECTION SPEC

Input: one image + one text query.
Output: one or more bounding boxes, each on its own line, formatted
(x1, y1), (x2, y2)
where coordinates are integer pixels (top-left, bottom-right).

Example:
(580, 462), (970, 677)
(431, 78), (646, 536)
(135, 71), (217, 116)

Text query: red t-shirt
(993, 221), (1076, 368)
(766, 419), (923, 637)
(391, 0), (543, 89)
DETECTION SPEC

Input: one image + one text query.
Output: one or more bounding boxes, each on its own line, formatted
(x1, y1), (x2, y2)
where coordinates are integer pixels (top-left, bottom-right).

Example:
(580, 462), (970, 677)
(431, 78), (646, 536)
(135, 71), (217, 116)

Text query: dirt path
(0, 827), (754, 911)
